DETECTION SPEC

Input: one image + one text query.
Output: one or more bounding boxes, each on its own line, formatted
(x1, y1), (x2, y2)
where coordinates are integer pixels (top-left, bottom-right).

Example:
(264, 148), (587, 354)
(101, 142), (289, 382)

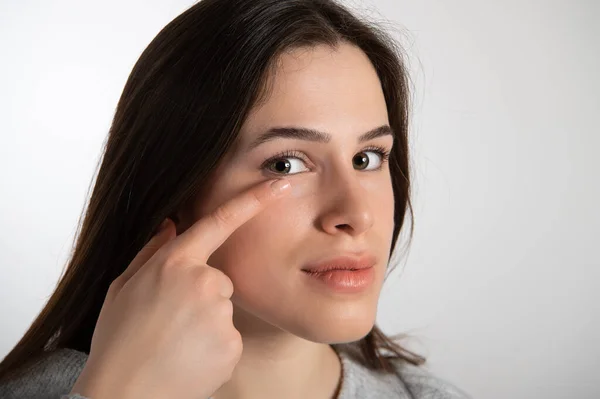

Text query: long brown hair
(0, 0), (425, 383)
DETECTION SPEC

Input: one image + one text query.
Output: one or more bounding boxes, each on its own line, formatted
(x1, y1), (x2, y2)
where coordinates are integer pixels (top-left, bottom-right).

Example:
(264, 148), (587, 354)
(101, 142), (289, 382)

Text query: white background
(1, 1), (598, 398)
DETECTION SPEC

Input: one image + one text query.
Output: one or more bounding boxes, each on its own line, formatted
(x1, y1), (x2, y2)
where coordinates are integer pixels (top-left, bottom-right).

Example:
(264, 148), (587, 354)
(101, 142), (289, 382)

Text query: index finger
(175, 178), (291, 262)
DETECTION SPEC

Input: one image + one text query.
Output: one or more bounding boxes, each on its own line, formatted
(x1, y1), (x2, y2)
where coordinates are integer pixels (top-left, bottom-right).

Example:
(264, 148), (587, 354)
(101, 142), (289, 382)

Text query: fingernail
(270, 179), (291, 194)
(156, 218), (169, 234)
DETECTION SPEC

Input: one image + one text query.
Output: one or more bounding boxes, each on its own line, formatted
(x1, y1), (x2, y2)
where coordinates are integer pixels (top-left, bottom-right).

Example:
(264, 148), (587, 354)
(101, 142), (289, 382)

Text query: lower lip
(301, 267), (374, 293)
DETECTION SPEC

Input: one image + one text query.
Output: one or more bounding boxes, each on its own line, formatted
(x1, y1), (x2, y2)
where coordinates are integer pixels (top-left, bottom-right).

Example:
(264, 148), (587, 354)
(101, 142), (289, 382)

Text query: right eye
(261, 150), (310, 175)
(264, 157), (309, 175)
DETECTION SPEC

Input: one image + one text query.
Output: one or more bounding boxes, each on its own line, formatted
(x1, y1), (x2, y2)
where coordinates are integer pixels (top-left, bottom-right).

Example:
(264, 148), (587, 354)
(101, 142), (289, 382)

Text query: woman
(0, 0), (471, 398)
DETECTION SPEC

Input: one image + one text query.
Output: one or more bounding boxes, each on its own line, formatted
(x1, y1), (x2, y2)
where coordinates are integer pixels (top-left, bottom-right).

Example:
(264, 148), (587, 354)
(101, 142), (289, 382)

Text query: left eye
(353, 150), (384, 171)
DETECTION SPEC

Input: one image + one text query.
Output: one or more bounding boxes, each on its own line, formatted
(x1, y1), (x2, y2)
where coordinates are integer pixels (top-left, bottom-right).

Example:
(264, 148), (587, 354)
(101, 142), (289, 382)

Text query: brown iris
(270, 159), (292, 173)
(353, 152), (369, 170)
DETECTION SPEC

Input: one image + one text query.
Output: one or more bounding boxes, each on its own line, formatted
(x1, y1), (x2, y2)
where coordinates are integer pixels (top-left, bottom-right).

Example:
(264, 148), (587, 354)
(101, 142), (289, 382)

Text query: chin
(280, 307), (378, 344)
(296, 320), (375, 344)
(232, 283), (382, 344)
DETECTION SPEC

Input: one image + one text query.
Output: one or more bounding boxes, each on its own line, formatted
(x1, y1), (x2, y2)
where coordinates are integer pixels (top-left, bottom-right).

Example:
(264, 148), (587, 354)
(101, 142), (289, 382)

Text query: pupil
(354, 153), (368, 169)
(275, 160), (291, 173)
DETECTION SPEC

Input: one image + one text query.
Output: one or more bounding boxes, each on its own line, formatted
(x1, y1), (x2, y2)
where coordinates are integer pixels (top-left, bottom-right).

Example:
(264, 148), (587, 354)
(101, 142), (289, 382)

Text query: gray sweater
(0, 347), (472, 398)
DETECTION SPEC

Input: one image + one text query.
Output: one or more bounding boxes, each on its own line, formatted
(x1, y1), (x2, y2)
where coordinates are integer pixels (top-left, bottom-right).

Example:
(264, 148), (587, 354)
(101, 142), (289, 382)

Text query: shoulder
(0, 348), (88, 399)
(391, 359), (472, 399)
(337, 348), (472, 399)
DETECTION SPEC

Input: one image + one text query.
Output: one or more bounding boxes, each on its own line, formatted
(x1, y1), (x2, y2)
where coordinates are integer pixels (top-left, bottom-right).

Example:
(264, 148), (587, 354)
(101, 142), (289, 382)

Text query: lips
(301, 253), (377, 274)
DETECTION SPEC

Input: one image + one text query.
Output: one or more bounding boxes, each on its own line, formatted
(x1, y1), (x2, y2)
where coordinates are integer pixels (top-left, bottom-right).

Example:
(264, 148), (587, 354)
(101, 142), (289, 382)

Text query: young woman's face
(183, 42), (394, 343)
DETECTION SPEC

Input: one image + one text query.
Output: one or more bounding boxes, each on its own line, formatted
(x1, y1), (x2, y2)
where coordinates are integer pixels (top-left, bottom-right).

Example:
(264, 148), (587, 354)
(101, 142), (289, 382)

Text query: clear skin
(176, 42), (396, 399)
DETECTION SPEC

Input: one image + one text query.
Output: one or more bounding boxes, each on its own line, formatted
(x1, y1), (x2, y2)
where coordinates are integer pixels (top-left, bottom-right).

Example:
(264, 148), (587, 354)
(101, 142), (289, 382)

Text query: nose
(317, 173), (374, 237)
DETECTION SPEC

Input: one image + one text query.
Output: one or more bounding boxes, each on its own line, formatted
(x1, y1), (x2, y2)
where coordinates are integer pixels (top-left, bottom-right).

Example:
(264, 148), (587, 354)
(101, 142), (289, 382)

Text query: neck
(211, 307), (343, 399)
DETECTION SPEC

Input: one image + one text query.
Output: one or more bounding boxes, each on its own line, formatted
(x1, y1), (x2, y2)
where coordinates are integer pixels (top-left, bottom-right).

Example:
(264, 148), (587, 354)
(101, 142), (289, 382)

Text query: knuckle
(212, 205), (235, 228)
(217, 298), (234, 318)
(224, 329), (243, 357)
(148, 241), (171, 260)
(143, 241), (162, 252)
(211, 268), (232, 285)
(222, 276), (234, 295)
(156, 253), (189, 285)
(106, 279), (121, 299)
(193, 267), (220, 294)
(158, 254), (182, 274)
(248, 191), (263, 207)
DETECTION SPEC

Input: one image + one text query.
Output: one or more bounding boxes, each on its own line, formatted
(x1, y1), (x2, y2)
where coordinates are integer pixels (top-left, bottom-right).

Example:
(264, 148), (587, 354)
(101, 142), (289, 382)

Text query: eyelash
(260, 145), (391, 174)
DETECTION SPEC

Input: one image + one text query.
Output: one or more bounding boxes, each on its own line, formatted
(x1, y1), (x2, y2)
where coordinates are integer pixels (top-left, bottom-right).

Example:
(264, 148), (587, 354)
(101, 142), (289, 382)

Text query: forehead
(239, 42), (389, 143)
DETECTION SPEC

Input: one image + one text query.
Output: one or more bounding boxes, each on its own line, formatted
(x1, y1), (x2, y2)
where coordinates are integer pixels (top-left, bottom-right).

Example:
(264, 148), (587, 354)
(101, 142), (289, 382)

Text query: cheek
(206, 202), (310, 311)
(203, 176), (394, 278)
(206, 200), (306, 280)
(361, 176), (395, 223)
(289, 177), (318, 198)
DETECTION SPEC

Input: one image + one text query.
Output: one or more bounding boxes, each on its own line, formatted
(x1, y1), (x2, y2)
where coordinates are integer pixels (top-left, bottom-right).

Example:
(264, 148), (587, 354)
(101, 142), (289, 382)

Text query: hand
(70, 178), (291, 399)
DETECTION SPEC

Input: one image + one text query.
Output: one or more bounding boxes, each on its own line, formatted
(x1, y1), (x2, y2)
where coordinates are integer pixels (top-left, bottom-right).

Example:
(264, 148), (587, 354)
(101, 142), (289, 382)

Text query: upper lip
(301, 253), (377, 273)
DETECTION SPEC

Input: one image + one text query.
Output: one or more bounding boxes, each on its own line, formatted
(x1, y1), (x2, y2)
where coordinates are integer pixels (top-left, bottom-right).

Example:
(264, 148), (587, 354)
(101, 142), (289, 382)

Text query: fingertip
(153, 218), (171, 236)
(270, 179), (291, 195)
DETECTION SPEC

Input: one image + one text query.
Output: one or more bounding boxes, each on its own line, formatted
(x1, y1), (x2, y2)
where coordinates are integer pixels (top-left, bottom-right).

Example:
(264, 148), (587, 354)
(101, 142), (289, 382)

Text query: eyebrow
(246, 124), (393, 151)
